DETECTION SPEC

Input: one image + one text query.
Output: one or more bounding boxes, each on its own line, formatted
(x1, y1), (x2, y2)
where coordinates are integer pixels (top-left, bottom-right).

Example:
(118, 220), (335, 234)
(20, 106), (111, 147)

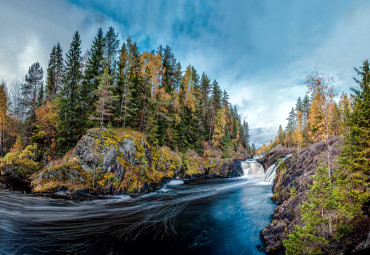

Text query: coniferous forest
(0, 27), (250, 176)
(257, 65), (369, 253)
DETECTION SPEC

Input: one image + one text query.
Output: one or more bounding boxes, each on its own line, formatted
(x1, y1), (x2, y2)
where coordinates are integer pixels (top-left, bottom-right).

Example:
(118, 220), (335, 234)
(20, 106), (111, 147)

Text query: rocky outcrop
(261, 137), (343, 253)
(31, 128), (245, 197)
(257, 145), (293, 171)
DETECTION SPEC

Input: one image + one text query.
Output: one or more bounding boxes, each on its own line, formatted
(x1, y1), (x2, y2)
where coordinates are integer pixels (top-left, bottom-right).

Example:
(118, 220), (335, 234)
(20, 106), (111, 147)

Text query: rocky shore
(260, 137), (370, 254)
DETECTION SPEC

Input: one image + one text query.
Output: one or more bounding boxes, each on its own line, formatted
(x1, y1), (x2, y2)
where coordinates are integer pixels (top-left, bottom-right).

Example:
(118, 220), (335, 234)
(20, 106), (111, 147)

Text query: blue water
(0, 176), (276, 254)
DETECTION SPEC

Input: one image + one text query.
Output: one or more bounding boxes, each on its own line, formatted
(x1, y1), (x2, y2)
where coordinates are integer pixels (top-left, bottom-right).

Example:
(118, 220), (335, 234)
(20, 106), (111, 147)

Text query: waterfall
(263, 154), (293, 184)
(240, 158), (265, 177)
(264, 164), (277, 183)
(241, 154), (293, 182)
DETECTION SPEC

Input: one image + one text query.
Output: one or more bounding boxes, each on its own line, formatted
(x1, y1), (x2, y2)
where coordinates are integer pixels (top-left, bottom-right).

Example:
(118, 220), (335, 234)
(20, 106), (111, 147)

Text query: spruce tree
(80, 28), (105, 127)
(334, 60), (370, 235)
(22, 62), (44, 118)
(243, 120), (250, 149)
(208, 80), (222, 141)
(21, 62), (43, 145)
(295, 97), (302, 112)
(103, 26), (119, 73)
(46, 43), (64, 100)
(158, 45), (177, 95)
(57, 31), (84, 154)
(284, 165), (333, 254)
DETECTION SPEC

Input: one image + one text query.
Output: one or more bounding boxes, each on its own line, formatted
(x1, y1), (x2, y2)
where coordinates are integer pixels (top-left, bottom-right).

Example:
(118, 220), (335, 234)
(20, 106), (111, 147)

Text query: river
(0, 159), (276, 255)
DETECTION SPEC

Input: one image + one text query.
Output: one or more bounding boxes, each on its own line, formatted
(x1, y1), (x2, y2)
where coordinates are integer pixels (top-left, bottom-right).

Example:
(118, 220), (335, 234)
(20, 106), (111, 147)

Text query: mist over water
(0, 163), (276, 255)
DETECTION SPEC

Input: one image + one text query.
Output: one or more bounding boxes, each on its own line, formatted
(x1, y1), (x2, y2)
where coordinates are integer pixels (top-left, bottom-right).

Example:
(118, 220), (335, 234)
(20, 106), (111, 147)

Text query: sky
(1, 0), (370, 147)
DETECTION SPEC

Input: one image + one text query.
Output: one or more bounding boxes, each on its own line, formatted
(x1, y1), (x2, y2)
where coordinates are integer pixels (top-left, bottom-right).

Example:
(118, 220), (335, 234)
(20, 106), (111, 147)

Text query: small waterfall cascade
(240, 157), (265, 177)
(263, 154), (293, 183)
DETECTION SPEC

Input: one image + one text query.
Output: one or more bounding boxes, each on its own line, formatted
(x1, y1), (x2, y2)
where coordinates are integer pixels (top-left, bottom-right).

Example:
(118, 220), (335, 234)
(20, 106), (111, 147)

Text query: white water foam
(263, 154), (293, 184)
(240, 158), (265, 178)
(167, 180), (185, 186)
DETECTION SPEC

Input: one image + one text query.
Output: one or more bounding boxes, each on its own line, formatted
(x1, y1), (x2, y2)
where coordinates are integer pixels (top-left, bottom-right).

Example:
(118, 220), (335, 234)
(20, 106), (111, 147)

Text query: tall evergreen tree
(103, 26), (119, 73)
(80, 28), (106, 128)
(21, 62), (44, 119)
(295, 97), (302, 112)
(243, 120), (250, 148)
(46, 43), (64, 100)
(334, 60), (370, 235)
(208, 80), (222, 141)
(84, 28), (105, 92)
(57, 31), (84, 154)
(158, 45), (178, 95)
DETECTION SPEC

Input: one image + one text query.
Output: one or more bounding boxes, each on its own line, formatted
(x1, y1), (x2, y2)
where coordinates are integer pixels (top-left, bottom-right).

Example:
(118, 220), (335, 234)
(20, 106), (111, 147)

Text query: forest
(0, 27), (250, 179)
(257, 63), (369, 254)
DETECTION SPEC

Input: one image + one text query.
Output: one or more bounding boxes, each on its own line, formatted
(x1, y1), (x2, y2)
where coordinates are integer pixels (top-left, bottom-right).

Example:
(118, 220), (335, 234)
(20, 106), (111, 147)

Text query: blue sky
(1, 0), (370, 146)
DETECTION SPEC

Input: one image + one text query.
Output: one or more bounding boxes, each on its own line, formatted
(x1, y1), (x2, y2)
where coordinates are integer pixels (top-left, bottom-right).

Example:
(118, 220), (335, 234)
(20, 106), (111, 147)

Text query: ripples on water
(0, 176), (275, 255)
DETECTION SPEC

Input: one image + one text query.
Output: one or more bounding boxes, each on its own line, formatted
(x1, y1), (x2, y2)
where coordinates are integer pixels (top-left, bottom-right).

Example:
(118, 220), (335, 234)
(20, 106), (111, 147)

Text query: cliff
(29, 128), (245, 197)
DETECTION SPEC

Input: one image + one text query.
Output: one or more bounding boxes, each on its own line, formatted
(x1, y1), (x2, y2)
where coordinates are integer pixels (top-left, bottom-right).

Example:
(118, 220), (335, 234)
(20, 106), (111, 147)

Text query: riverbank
(0, 128), (247, 199)
(260, 137), (370, 254)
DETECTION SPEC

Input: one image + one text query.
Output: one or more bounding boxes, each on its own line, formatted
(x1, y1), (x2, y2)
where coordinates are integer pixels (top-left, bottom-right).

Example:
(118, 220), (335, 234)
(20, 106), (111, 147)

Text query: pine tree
(57, 31), (84, 154)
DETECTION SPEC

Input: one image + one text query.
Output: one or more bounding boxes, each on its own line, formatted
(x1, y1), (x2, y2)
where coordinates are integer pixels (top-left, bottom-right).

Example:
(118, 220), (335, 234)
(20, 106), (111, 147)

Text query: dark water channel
(0, 176), (276, 255)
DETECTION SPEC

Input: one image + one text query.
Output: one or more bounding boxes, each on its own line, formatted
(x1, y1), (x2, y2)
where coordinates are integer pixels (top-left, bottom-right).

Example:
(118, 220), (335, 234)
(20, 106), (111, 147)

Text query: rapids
(0, 157), (277, 255)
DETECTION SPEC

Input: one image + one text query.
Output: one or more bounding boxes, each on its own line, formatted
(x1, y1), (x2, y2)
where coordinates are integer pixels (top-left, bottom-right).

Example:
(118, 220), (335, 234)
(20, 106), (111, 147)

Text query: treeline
(257, 71), (352, 155)
(0, 27), (250, 163)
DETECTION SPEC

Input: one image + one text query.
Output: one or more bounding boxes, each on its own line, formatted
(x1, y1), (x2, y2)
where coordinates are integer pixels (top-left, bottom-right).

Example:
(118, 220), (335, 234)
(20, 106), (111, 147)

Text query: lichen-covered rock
(31, 128), (245, 197)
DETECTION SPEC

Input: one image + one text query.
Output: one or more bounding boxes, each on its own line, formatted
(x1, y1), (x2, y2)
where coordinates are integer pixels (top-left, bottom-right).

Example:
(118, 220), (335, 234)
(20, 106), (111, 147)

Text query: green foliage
(57, 31), (84, 155)
(333, 59), (370, 237)
(284, 165), (333, 254)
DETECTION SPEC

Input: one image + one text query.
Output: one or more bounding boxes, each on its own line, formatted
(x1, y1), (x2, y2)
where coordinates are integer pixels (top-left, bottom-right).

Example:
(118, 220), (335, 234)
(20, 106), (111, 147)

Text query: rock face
(31, 129), (245, 197)
(261, 136), (343, 253)
(257, 145), (293, 171)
